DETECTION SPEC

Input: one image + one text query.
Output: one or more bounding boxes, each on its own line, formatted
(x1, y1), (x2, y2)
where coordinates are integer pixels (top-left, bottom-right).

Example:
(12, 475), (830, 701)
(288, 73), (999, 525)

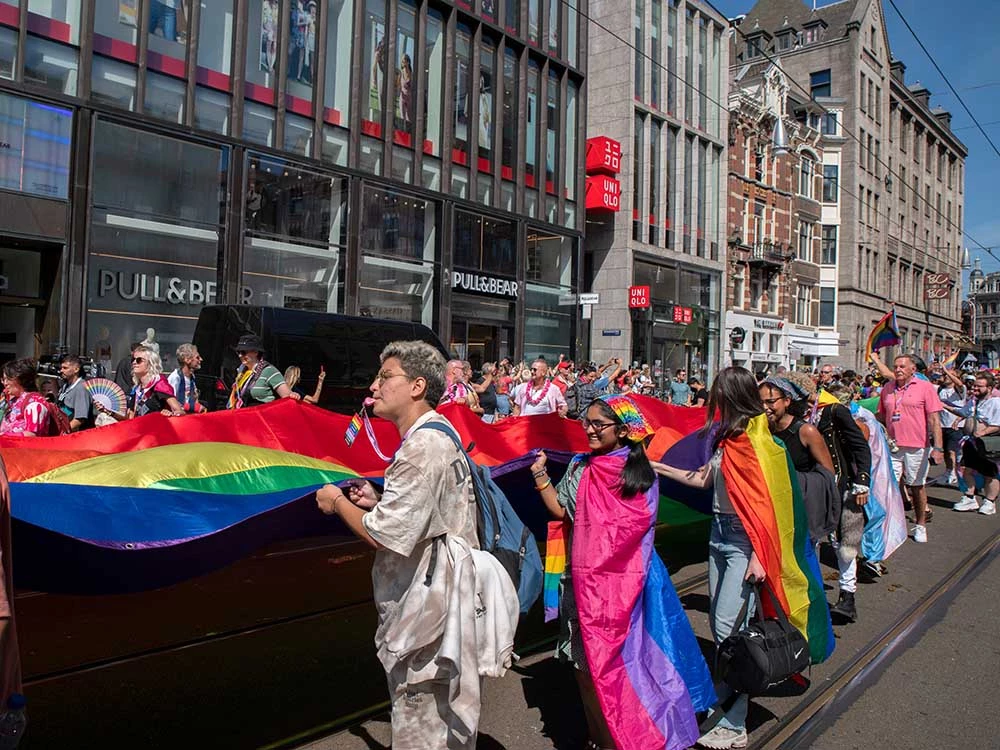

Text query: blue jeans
(495, 394), (510, 416)
(708, 513), (757, 732)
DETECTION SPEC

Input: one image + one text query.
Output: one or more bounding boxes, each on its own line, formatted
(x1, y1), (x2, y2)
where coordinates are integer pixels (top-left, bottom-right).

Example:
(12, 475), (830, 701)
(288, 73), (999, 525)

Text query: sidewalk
(299, 481), (998, 749)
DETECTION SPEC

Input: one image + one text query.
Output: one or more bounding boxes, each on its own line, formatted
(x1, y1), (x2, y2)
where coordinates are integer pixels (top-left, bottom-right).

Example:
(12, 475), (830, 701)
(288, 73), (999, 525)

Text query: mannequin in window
(141, 328), (160, 356)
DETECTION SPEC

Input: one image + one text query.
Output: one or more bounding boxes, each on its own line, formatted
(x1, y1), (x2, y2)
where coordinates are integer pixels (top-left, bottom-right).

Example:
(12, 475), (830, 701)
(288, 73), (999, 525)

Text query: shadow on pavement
(348, 723), (390, 750)
(679, 591), (711, 614)
(515, 658), (587, 749)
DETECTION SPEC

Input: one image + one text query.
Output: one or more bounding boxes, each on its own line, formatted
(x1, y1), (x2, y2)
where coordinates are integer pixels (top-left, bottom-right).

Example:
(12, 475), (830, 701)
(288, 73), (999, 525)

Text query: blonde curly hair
(784, 370), (817, 399)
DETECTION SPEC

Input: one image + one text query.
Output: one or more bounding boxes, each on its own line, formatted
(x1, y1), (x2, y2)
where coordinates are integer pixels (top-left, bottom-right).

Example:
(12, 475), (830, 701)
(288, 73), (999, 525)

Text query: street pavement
(299, 478), (1000, 750)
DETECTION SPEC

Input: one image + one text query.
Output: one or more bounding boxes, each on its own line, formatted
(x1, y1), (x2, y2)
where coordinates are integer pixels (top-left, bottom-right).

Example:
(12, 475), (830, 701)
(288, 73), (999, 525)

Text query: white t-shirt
(513, 381), (567, 416)
(973, 396), (1000, 428)
(938, 386), (965, 430)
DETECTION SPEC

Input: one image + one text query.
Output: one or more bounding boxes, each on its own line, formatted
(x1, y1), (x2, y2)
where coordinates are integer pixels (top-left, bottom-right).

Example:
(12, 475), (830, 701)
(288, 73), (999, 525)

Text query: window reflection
(145, 71), (185, 123)
(24, 36), (78, 96)
(91, 56), (137, 111)
(454, 211), (515, 273)
(245, 0), (280, 96)
(526, 59), (539, 185)
(454, 24), (471, 159)
(197, 0), (233, 83)
(394, 0), (416, 137)
(27, 0), (81, 45)
(195, 86), (230, 135)
(0, 26), (14, 80)
(324, 0), (353, 124)
(423, 9), (444, 156)
(363, 0), (387, 130)
(546, 68), (559, 191)
(479, 39), (496, 163)
(501, 48), (517, 179)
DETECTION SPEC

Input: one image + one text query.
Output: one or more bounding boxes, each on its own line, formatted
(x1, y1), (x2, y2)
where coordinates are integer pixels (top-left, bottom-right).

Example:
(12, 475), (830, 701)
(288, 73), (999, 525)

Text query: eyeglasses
(580, 419), (618, 433)
(761, 397), (787, 407)
(132, 357), (146, 364)
(375, 370), (412, 385)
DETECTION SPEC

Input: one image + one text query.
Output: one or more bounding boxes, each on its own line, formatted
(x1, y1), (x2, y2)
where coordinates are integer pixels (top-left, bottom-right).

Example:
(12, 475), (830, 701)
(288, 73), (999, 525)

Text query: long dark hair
(588, 399), (655, 497)
(701, 367), (764, 450)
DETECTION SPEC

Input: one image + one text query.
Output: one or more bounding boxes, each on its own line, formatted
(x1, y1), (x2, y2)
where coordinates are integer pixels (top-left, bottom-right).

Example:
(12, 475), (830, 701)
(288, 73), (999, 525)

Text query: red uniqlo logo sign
(629, 285), (650, 309)
(682, 307), (693, 324)
(671, 306), (693, 323)
(585, 175), (621, 211)
(585, 136), (622, 175)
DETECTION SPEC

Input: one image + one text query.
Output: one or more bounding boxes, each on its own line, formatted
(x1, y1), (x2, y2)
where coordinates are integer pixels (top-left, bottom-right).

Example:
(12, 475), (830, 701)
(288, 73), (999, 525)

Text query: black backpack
(566, 380), (599, 420)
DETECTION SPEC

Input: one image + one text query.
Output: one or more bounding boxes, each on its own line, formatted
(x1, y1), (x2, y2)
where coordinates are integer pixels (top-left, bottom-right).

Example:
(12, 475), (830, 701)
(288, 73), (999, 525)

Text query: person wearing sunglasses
(531, 395), (714, 750)
(96, 346), (185, 421)
(226, 334), (297, 409)
(511, 358), (567, 417)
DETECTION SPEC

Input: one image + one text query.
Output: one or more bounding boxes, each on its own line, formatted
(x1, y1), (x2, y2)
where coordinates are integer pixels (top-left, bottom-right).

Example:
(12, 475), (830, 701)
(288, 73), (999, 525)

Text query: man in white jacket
(316, 341), (482, 749)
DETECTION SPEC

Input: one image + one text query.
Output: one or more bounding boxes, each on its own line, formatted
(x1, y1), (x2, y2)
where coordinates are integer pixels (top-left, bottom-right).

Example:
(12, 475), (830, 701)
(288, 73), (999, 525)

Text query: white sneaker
(697, 725), (749, 749)
(912, 525), (928, 543)
(954, 495), (981, 512)
(947, 473), (959, 487)
(979, 500), (997, 516)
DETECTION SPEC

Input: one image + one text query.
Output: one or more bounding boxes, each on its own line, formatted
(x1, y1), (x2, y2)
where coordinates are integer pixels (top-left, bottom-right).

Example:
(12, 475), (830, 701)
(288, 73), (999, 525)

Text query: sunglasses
(132, 357), (146, 364)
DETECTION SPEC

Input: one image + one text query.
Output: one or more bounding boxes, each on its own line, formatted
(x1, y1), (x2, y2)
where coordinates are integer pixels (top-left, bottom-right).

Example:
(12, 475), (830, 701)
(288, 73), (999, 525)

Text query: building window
(27, 0), (81, 45)
(195, 87), (231, 135)
(666, 0), (676, 113)
(822, 112), (838, 135)
(454, 24), (472, 160)
(479, 38), (496, 163)
(732, 271), (744, 310)
(95, 0), (139, 63)
(144, 71), (185, 124)
(323, 0), (354, 127)
(566, 79), (578, 200)
(821, 225), (837, 265)
(545, 68), (559, 192)
(502, 47), (518, 180)
(822, 164), (838, 203)
(0, 91), (72, 201)
(650, 0), (661, 108)
(91, 56), (137, 111)
(566, 0), (579, 66)
(649, 118), (661, 244)
(810, 69), (831, 98)
(633, 112), (644, 242)
(24, 36), (79, 96)
(393, 0), (417, 137)
(363, 0), (387, 129)
(799, 155), (814, 198)
(528, 0), (539, 45)
(795, 284), (813, 325)
(245, 0), (281, 98)
(634, 0), (644, 100)
(798, 221), (813, 262)
(684, 9), (694, 120)
(819, 287), (835, 326)
(455, 211), (515, 273)
(525, 232), (576, 361)
(506, 0), (520, 35)
(424, 9), (444, 157)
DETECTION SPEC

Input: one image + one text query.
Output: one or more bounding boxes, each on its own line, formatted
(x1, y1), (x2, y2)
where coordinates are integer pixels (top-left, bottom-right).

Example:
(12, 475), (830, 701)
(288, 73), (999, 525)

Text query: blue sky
(712, 0), (1000, 286)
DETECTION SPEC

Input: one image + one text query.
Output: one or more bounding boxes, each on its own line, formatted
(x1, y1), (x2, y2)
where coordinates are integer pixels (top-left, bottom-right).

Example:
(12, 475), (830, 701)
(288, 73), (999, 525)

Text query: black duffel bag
(715, 580), (810, 696)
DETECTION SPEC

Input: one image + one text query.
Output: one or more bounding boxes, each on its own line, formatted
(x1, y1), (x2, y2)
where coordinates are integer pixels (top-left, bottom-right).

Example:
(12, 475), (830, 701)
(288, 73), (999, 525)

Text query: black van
(193, 305), (452, 413)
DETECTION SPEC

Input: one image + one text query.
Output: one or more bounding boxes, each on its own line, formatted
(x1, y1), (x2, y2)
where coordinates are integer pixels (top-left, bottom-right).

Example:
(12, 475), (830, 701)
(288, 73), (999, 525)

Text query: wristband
(851, 483), (869, 495)
(535, 479), (552, 491)
(532, 469), (548, 478)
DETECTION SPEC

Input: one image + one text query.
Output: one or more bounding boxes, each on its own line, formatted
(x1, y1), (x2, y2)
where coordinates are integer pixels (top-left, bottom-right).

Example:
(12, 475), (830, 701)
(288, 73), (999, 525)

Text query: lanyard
(892, 379), (915, 417)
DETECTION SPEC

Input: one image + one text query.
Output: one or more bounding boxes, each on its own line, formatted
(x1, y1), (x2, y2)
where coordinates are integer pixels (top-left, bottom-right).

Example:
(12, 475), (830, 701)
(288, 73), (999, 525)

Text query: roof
(740, 0), (860, 42)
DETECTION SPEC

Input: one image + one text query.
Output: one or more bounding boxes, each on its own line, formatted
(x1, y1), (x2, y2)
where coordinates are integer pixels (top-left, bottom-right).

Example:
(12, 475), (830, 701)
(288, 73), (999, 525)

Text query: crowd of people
(2, 340), (994, 749)
(0, 334), (322, 437)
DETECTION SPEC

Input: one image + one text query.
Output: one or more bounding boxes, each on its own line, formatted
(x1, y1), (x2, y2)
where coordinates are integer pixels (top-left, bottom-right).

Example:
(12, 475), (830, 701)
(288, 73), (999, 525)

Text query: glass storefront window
(195, 86), (230, 134)
(284, 113), (314, 155)
(422, 156), (441, 191)
(88, 122), (227, 368)
(526, 58), (539, 185)
(565, 79), (577, 200)
(91, 55), (137, 111)
(322, 124), (348, 166)
(93, 0), (139, 61)
(243, 101), (275, 146)
(545, 68), (559, 192)
(505, 0), (519, 35)
(391, 145), (412, 183)
(479, 39), (496, 164)
(501, 47), (517, 179)
(525, 282), (573, 362)
(363, 0), (387, 129)
(451, 165), (469, 199)
(24, 36), (78, 96)
(359, 186), (435, 326)
(547, 0), (558, 54)
(145, 71), (185, 123)
(454, 24), (472, 161)
(245, 0), (280, 98)
(454, 211), (515, 273)
(0, 26), (14, 80)
(147, 0), (188, 73)
(323, 0), (353, 126)
(244, 155), (348, 313)
(527, 0), (539, 45)
(424, 9), (444, 156)
(394, 0), (416, 138)
(286, 0), (319, 109)
(527, 229), (573, 286)
(27, 0), (81, 45)
(0, 91), (72, 201)
(197, 0), (234, 86)
(359, 134), (382, 174)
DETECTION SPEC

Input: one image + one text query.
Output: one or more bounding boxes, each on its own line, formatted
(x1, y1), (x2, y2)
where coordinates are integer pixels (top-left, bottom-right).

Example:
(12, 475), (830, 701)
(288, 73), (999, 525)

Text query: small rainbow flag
(344, 412), (362, 446)
(543, 521), (567, 622)
(865, 309), (901, 361)
(941, 349), (959, 369)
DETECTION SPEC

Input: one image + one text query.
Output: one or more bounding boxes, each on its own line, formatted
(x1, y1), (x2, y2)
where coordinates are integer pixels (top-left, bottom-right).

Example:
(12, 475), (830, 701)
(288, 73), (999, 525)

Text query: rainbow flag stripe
(720, 415), (835, 664)
(543, 521), (567, 622)
(865, 309), (901, 359)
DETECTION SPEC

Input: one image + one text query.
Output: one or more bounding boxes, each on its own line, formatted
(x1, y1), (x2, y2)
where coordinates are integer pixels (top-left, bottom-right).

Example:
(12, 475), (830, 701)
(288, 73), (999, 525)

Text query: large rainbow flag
(865, 309), (901, 361)
(719, 415), (835, 664)
(572, 449), (715, 750)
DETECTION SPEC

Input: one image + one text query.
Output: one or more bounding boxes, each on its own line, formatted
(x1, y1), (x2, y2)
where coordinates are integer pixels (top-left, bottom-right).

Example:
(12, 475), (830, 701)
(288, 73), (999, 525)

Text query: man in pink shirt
(877, 354), (944, 543)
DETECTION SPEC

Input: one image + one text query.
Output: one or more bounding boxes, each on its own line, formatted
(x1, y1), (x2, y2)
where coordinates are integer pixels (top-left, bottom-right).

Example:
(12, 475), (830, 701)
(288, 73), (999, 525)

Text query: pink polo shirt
(877, 377), (943, 449)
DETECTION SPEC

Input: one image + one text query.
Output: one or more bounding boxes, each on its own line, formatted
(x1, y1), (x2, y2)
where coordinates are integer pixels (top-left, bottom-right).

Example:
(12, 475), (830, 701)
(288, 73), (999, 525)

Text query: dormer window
(776, 28), (797, 50)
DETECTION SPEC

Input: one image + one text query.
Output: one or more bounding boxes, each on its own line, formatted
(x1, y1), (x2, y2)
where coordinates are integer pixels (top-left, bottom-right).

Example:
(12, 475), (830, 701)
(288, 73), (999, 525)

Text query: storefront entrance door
(0, 244), (61, 361)
(449, 321), (514, 371)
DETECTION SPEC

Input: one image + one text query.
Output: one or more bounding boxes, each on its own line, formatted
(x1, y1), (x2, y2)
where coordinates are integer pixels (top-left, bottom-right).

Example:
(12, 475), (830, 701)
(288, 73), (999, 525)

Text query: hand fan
(84, 378), (128, 414)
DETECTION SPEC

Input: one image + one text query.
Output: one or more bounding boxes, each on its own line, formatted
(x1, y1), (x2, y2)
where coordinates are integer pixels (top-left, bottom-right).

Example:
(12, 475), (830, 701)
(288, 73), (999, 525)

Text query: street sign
(557, 294), (577, 306)
(601, 329), (622, 336)
(628, 285), (650, 309)
(578, 292), (600, 305)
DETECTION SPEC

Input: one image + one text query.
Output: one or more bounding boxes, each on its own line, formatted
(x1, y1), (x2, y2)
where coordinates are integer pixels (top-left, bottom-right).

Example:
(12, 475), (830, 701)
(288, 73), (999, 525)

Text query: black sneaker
(829, 590), (857, 623)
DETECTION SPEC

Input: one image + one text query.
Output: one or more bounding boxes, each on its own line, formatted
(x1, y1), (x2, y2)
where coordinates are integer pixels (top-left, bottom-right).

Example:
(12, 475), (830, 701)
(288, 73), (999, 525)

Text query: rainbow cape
(719, 415), (835, 664)
(573, 449), (715, 750)
(849, 403), (908, 562)
(865, 309), (901, 360)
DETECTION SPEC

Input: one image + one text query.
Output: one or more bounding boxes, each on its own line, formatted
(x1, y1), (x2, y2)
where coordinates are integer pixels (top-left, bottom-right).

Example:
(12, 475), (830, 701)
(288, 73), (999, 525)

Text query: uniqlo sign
(585, 175), (621, 211)
(629, 285), (650, 309)
(671, 306), (693, 323)
(585, 136), (622, 175)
